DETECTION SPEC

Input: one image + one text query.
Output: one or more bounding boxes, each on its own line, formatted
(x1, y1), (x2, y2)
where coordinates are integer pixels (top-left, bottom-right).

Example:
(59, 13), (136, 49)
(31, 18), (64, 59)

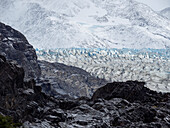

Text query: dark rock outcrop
(38, 60), (107, 98)
(0, 55), (169, 128)
(0, 22), (41, 79)
(0, 55), (63, 127)
(62, 81), (170, 128)
(92, 81), (169, 103)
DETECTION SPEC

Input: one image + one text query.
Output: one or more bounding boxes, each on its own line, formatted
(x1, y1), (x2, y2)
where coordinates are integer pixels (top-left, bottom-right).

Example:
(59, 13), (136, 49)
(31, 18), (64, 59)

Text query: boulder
(92, 81), (169, 103)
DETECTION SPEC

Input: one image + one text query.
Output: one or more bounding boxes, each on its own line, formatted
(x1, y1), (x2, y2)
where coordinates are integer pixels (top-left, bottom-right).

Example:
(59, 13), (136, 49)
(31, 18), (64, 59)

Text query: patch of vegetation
(0, 115), (22, 128)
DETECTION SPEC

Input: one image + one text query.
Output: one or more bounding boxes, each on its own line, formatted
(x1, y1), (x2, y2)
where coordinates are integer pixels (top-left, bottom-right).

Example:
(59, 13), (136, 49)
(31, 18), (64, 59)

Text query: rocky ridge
(0, 22), (40, 79)
(0, 55), (170, 128)
(38, 60), (107, 98)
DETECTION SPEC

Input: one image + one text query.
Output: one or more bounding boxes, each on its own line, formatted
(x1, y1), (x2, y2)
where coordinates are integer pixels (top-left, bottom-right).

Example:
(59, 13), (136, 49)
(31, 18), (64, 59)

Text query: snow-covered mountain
(0, 0), (170, 49)
(36, 48), (170, 93)
(160, 7), (170, 20)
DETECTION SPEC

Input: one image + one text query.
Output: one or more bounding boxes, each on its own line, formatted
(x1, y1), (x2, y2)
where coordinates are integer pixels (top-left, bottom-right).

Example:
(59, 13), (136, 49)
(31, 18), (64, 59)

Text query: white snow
(0, 0), (170, 49)
(23, 89), (34, 95)
(160, 7), (170, 20)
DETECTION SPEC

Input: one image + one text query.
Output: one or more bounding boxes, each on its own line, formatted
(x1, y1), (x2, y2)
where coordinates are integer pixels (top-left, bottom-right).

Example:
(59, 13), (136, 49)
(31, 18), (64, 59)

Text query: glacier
(0, 0), (170, 49)
(36, 48), (170, 93)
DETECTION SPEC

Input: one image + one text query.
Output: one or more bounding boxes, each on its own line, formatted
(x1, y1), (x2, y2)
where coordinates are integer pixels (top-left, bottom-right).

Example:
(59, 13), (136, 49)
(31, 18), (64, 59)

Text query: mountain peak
(0, 0), (170, 49)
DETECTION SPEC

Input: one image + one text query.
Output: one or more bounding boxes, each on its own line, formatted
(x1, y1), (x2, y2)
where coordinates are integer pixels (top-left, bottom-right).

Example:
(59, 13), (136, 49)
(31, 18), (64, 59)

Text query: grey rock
(38, 60), (107, 98)
(0, 22), (41, 79)
(0, 55), (169, 128)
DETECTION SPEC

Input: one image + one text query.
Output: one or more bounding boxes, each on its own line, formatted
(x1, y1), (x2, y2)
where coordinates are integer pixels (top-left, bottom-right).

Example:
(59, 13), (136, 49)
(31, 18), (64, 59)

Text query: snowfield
(160, 7), (170, 20)
(0, 0), (170, 49)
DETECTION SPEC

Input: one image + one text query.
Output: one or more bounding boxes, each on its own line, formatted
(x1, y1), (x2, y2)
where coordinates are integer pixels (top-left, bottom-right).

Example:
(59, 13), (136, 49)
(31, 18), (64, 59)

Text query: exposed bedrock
(0, 55), (169, 127)
(0, 22), (41, 79)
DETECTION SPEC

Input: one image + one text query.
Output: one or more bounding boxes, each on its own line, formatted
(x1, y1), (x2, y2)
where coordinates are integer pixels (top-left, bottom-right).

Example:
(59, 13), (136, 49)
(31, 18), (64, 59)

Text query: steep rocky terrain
(0, 55), (170, 128)
(0, 55), (64, 127)
(38, 60), (107, 98)
(0, 21), (108, 98)
(0, 22), (40, 79)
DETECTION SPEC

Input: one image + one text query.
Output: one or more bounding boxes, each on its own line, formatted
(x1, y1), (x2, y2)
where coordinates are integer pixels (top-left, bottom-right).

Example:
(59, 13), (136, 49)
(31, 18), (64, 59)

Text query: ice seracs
(36, 48), (170, 93)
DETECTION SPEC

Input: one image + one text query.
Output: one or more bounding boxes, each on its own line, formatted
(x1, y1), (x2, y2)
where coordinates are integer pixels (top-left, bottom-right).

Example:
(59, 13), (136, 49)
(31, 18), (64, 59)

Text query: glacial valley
(37, 48), (170, 93)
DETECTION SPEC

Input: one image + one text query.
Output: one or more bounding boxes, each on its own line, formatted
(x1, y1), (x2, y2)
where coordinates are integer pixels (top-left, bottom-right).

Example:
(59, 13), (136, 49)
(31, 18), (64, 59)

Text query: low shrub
(0, 115), (22, 128)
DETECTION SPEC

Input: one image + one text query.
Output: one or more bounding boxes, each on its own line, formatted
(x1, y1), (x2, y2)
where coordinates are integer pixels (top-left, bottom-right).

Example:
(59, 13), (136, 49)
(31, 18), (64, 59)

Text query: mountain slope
(0, 22), (41, 79)
(0, 0), (170, 49)
(160, 7), (170, 20)
(38, 60), (107, 98)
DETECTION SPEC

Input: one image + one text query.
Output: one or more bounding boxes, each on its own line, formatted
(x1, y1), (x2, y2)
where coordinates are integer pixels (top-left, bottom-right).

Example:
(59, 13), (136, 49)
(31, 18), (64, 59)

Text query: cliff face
(0, 55), (67, 127)
(0, 55), (43, 123)
(0, 22), (41, 79)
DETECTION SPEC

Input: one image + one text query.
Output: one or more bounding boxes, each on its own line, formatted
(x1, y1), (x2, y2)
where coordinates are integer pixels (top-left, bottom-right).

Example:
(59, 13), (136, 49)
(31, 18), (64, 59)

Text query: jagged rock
(0, 55), (169, 127)
(0, 55), (24, 96)
(0, 22), (41, 79)
(92, 81), (169, 103)
(0, 55), (62, 126)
